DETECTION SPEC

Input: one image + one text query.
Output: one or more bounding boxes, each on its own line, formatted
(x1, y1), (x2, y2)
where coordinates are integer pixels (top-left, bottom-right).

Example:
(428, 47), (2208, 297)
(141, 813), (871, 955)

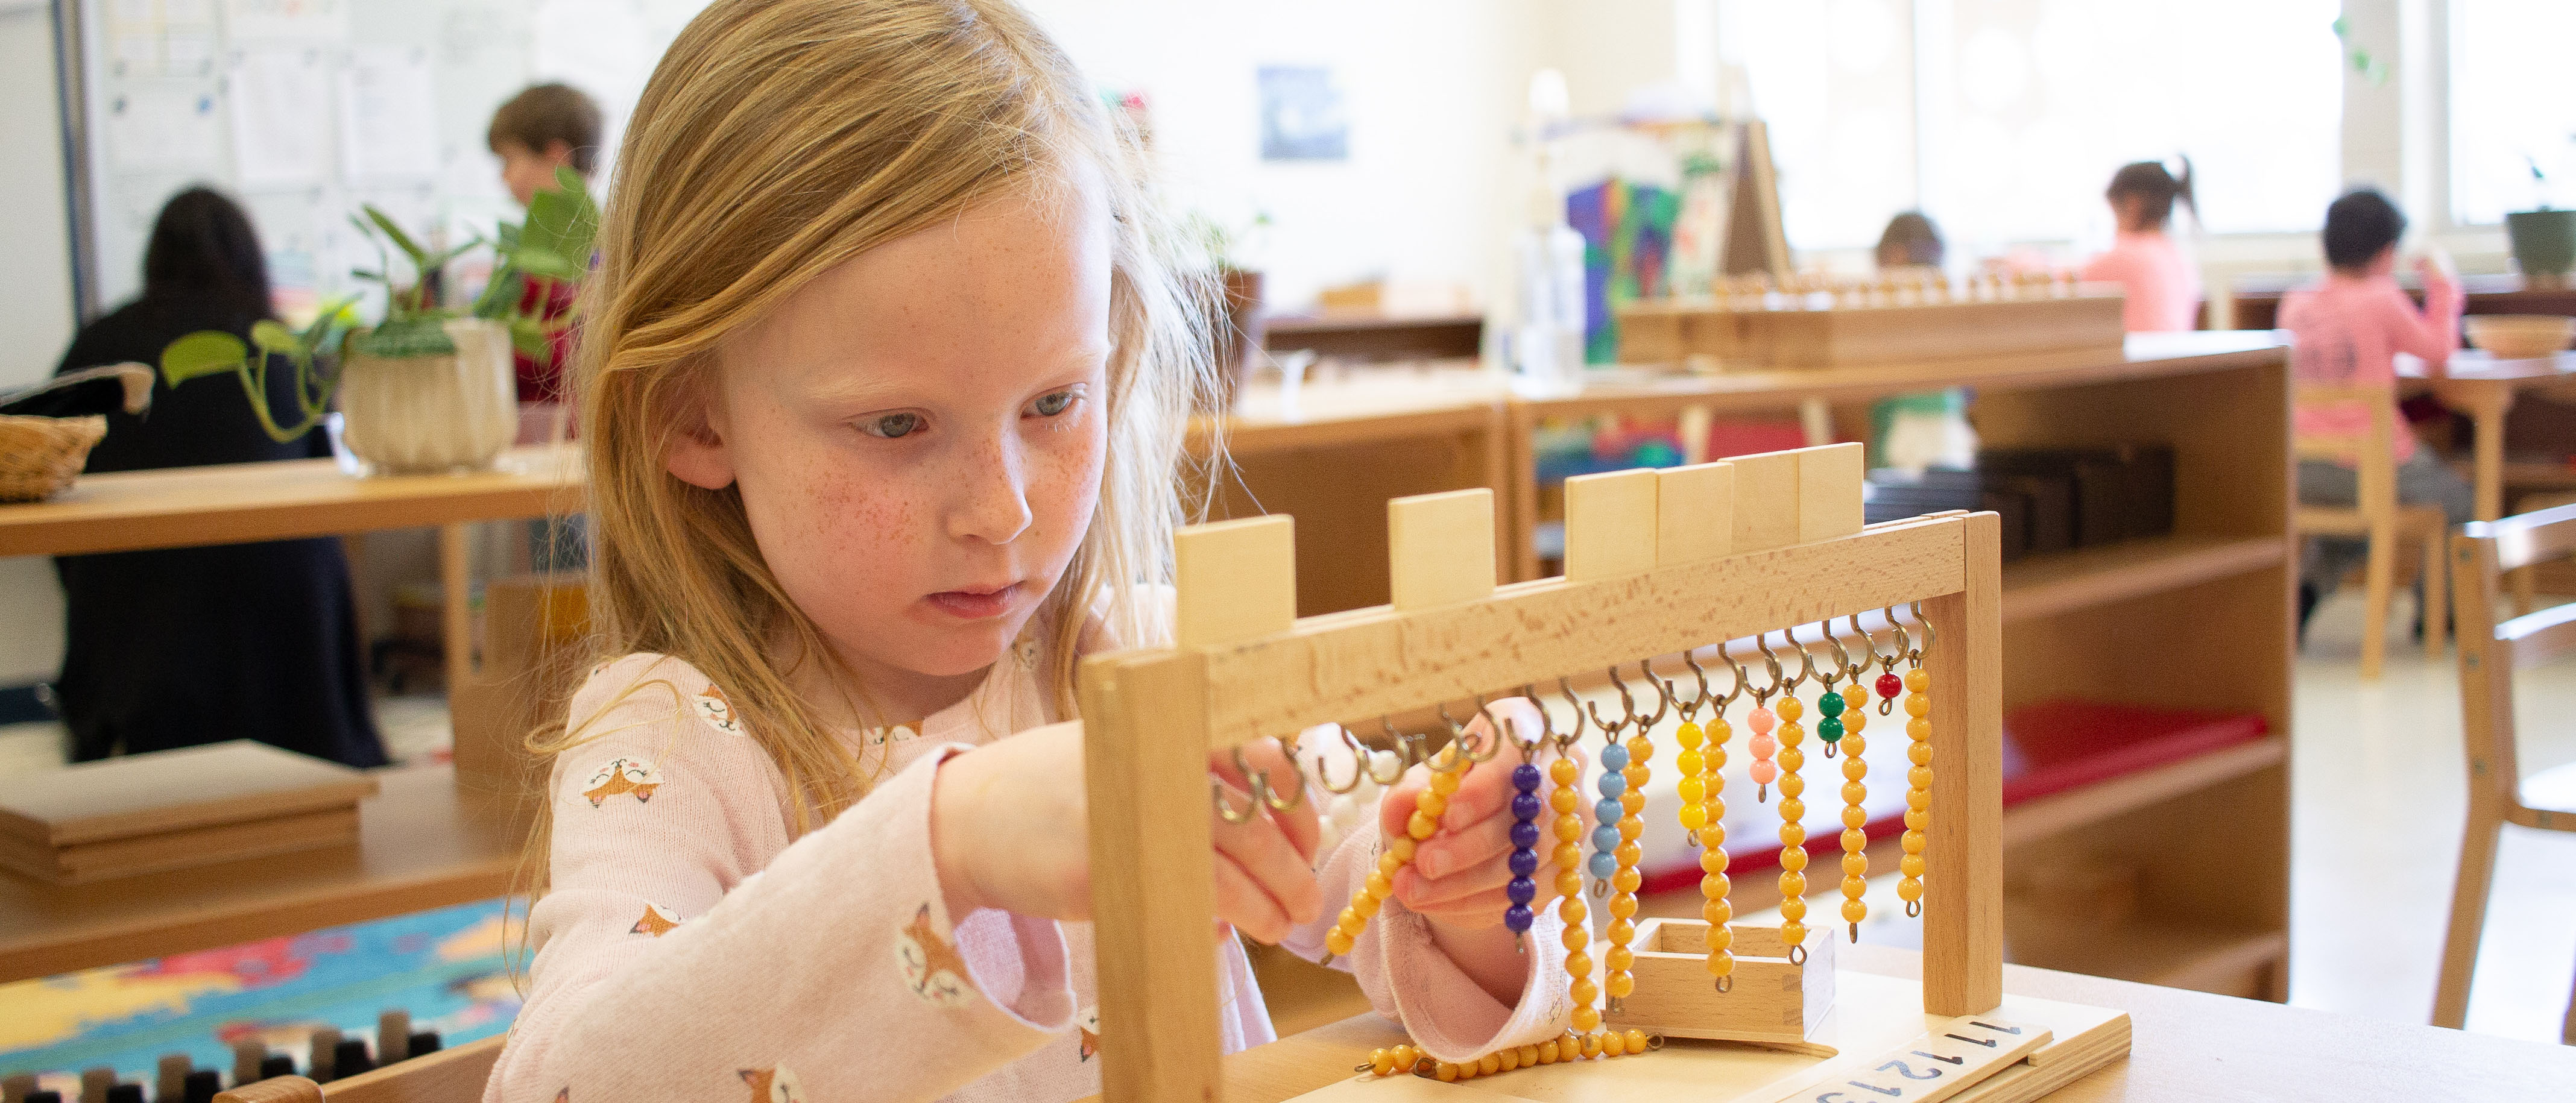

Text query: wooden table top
(0, 444), (584, 558)
(1210, 944), (2576, 1102)
(1524, 332), (2289, 421)
(2399, 349), (2576, 383)
(0, 765), (524, 984)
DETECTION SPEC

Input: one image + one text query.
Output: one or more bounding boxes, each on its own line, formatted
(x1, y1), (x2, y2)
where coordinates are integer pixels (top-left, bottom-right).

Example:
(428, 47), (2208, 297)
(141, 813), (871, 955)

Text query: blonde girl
(488, 2), (1581, 1099)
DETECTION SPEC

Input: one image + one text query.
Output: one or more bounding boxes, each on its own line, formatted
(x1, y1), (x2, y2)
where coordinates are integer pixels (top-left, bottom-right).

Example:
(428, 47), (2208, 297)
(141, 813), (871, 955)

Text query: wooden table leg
(439, 523), (473, 691)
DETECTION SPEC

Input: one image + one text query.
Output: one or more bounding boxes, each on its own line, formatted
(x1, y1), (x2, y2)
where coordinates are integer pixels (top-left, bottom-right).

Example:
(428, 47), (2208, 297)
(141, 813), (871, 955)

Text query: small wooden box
(1606, 919), (1834, 1044)
(0, 741), (378, 884)
(1620, 292), (2126, 369)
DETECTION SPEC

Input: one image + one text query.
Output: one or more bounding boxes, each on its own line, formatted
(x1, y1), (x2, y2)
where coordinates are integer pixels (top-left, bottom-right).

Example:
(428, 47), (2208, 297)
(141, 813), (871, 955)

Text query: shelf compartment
(2001, 533), (2286, 624)
(2006, 916), (2288, 998)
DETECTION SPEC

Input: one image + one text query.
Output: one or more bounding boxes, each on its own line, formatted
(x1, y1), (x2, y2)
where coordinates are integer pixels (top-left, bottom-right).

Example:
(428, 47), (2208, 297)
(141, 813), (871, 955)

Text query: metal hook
(1719, 646), (1750, 709)
(1875, 606), (1913, 714)
(1751, 634), (1787, 700)
(1362, 720), (1410, 785)
(1585, 671), (1633, 738)
(1213, 774), (1264, 824)
(1380, 717), (1433, 773)
(1840, 615), (1876, 682)
(1553, 677), (1589, 753)
(1679, 650), (1715, 715)
(1816, 624), (1855, 685)
(1632, 664), (1670, 731)
(1779, 626), (1817, 691)
(1435, 699), (1504, 764)
(1233, 744), (1305, 812)
(1313, 726), (1368, 794)
(1908, 600), (1936, 663)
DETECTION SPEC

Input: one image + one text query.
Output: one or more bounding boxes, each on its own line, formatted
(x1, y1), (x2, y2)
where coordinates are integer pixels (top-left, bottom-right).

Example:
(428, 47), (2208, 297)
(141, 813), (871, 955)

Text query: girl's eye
(857, 412), (923, 439)
(1028, 388), (1081, 418)
(1029, 389), (1078, 418)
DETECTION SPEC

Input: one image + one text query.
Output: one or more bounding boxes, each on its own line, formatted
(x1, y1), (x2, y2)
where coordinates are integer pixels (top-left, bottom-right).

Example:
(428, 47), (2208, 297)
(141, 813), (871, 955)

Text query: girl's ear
(664, 383), (737, 491)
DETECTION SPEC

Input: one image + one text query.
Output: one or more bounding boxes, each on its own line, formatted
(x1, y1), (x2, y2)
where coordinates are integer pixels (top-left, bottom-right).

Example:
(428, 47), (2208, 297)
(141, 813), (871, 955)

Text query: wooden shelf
(2007, 916), (2289, 995)
(2001, 737), (2286, 848)
(2000, 534), (2286, 624)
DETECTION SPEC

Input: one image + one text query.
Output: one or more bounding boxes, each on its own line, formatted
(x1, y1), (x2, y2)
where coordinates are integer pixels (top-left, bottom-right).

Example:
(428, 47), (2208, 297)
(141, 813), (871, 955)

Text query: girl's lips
(926, 583), (1019, 620)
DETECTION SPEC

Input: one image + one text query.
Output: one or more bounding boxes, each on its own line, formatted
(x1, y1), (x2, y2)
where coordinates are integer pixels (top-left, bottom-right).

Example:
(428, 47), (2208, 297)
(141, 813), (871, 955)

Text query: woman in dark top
(51, 187), (386, 766)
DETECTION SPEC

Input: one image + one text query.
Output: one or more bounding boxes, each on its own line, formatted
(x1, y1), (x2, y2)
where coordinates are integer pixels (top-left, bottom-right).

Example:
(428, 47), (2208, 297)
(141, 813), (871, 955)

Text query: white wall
(1020, 0), (1547, 312)
(1, 0), (74, 685)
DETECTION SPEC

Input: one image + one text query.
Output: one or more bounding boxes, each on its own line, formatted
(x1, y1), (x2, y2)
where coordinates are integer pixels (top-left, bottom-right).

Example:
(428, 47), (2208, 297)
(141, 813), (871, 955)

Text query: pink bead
(1748, 706), (1776, 735)
(1749, 734), (1777, 758)
(1750, 761), (1778, 784)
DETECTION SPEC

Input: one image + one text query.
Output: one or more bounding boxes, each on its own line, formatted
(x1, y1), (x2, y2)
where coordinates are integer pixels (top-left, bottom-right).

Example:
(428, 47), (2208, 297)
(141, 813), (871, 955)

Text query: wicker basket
(0, 415), (107, 502)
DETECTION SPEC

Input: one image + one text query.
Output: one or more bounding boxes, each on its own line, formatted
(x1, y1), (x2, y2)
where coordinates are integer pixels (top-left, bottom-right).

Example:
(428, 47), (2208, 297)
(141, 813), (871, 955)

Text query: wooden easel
(1078, 444), (2127, 1102)
(1721, 119), (1791, 281)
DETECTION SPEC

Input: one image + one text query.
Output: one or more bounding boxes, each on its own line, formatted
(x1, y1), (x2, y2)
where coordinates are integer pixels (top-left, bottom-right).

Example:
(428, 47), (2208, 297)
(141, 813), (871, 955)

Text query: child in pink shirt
(482, 3), (1586, 1100)
(2278, 187), (2472, 636)
(2079, 159), (2203, 332)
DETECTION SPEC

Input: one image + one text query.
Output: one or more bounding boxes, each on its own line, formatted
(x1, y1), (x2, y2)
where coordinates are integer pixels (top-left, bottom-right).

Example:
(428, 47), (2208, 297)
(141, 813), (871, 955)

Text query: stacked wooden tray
(1618, 274), (2127, 369)
(0, 740), (379, 884)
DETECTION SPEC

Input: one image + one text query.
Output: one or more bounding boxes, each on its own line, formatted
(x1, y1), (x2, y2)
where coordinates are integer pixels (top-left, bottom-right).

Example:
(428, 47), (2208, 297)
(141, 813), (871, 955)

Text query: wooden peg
(3, 1073), (37, 1103)
(157, 1055), (191, 1103)
(1726, 448), (1802, 552)
(1173, 515), (1295, 648)
(231, 1040), (266, 1088)
(306, 1028), (339, 1083)
(1387, 488), (1495, 611)
(1563, 468), (1658, 581)
(77, 1069), (110, 1103)
(1796, 442), (1866, 542)
(377, 1010), (412, 1063)
(1655, 461), (1735, 566)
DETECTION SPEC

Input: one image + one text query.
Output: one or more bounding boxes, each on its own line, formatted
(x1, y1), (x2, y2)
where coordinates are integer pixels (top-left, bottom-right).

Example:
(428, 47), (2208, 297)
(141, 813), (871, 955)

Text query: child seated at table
(2280, 187), (2472, 636)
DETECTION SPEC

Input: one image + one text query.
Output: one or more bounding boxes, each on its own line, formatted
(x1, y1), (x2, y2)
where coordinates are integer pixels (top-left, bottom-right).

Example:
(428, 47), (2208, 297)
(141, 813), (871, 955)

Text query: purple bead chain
(1505, 761), (1543, 933)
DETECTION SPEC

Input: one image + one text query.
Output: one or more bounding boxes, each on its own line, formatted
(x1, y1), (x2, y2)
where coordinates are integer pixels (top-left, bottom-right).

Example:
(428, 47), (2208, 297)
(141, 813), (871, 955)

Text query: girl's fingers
(1410, 811), (1512, 882)
(1235, 738), (1324, 862)
(1213, 794), (1324, 928)
(1409, 888), (1514, 930)
(1403, 845), (1532, 910)
(1213, 849), (1292, 944)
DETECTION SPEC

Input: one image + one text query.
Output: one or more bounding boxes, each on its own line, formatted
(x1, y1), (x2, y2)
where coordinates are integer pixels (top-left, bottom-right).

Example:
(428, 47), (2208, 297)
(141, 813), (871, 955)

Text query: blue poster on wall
(1258, 66), (1348, 162)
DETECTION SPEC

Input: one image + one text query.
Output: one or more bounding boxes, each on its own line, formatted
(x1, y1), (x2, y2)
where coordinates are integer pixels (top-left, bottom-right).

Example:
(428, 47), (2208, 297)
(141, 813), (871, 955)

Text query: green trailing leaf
(511, 247), (586, 282)
(350, 316), (459, 359)
(249, 319), (302, 358)
(160, 331), (249, 388)
(509, 316), (550, 357)
(364, 205), (429, 268)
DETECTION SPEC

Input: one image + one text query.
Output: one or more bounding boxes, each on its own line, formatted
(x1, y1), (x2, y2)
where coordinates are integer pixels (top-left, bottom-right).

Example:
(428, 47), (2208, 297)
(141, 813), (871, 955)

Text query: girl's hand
(932, 724), (1322, 944)
(1375, 699), (1583, 929)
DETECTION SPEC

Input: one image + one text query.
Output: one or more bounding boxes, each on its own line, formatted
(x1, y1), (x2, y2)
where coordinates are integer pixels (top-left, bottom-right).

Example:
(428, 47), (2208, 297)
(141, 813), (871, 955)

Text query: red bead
(1875, 672), (1904, 700)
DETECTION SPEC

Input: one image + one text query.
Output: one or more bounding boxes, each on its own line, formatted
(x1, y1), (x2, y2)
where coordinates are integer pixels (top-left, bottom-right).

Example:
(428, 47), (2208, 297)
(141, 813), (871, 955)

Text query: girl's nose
(949, 430), (1033, 545)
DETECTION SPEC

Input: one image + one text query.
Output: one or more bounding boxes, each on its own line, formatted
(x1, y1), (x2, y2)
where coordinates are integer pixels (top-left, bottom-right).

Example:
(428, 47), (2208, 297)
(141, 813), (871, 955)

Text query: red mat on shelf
(1641, 698), (2269, 894)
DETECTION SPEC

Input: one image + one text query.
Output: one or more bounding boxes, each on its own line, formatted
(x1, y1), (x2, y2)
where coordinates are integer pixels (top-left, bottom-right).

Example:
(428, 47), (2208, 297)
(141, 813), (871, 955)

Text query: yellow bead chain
(1898, 665), (1931, 916)
(1364, 1028), (1658, 1083)
(1325, 746), (1463, 959)
(1700, 706), (1733, 985)
(1550, 754), (1600, 1037)
(1837, 703), (1869, 939)
(1774, 693), (1808, 956)
(1606, 732), (1649, 1010)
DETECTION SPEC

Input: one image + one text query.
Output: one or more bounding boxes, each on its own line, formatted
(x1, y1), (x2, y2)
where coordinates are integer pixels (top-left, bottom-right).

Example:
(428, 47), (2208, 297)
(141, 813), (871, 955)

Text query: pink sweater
(2279, 268), (2464, 464)
(2080, 230), (2202, 332)
(484, 648), (1575, 1102)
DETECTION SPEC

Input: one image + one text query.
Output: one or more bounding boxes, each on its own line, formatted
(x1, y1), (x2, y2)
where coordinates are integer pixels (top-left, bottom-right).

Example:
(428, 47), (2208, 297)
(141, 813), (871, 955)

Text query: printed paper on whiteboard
(339, 46), (440, 181)
(222, 0), (349, 43)
(107, 89), (224, 171)
(229, 48), (333, 187)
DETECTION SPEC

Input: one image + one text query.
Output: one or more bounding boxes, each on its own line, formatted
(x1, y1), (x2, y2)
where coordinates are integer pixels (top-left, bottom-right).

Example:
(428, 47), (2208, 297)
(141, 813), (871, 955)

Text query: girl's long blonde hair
(520, 0), (1214, 897)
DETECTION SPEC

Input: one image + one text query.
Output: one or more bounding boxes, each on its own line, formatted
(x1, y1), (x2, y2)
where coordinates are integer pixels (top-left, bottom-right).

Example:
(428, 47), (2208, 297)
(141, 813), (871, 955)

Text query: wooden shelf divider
(2000, 534), (2287, 624)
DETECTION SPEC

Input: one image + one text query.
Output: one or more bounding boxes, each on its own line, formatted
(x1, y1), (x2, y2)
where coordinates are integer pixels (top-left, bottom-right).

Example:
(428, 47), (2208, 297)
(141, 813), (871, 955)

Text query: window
(2450, 0), (2576, 225)
(1722, 0), (1919, 251)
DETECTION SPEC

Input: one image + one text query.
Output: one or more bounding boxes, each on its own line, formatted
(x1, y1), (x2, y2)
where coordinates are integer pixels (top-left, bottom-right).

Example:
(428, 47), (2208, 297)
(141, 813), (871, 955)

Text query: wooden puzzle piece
(1389, 489), (1497, 611)
(1796, 442), (1864, 544)
(1175, 515), (1296, 648)
(1728, 450), (1802, 552)
(1655, 461), (1735, 567)
(1564, 469), (1659, 581)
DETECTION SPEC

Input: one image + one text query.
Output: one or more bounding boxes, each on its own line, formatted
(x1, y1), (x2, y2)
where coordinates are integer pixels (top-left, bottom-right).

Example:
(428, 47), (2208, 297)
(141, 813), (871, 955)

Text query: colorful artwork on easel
(0, 899), (519, 1093)
(1567, 180), (1680, 365)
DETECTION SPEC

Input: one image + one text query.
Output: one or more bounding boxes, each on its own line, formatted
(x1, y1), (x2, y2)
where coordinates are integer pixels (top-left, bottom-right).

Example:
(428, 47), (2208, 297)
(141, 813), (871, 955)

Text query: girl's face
(669, 181), (1112, 712)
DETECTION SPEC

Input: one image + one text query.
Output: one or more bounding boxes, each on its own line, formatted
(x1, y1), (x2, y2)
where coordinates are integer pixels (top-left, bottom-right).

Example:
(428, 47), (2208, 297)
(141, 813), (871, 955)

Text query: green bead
(1818, 691), (1845, 717)
(1818, 716), (1845, 742)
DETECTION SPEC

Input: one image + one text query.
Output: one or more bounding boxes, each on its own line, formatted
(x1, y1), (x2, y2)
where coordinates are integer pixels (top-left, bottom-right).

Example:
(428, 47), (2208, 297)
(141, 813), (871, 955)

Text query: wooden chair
(2294, 383), (2448, 678)
(2434, 500), (2576, 1040)
(213, 1036), (500, 1103)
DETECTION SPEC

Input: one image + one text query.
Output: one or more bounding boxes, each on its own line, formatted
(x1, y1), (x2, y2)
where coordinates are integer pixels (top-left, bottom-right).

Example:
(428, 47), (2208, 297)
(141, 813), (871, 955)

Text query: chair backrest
(2294, 383), (2402, 518)
(213, 1037), (501, 1103)
(2451, 500), (2576, 816)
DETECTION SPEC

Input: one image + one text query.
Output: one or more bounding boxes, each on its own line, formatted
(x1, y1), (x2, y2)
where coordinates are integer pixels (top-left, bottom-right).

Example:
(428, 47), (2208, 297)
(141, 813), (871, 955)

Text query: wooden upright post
(1079, 650), (1223, 1103)
(1923, 511), (2003, 1016)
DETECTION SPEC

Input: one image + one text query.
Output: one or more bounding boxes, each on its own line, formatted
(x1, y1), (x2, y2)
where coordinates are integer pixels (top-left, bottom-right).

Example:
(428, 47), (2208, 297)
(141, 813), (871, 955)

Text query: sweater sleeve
(483, 658), (1076, 1103)
(2388, 271), (2465, 368)
(1277, 702), (1576, 1065)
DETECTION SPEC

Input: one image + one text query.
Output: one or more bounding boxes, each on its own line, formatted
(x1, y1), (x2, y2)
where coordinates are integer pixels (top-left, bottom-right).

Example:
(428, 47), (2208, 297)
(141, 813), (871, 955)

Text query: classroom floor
(3, 591), (2572, 1048)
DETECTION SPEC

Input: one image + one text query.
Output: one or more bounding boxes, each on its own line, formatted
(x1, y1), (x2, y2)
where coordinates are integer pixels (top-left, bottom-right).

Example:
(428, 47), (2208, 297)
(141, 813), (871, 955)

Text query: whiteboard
(70, 0), (712, 321)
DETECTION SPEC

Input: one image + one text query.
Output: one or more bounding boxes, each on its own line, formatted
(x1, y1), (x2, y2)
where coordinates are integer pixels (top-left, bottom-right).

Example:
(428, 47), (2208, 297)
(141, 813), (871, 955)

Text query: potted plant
(2508, 156), (2576, 286)
(160, 168), (599, 473)
(1185, 210), (1271, 407)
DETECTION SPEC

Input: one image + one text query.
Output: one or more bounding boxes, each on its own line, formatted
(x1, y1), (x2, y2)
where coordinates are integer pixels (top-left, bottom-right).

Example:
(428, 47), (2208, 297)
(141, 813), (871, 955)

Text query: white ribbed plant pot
(338, 319), (519, 474)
